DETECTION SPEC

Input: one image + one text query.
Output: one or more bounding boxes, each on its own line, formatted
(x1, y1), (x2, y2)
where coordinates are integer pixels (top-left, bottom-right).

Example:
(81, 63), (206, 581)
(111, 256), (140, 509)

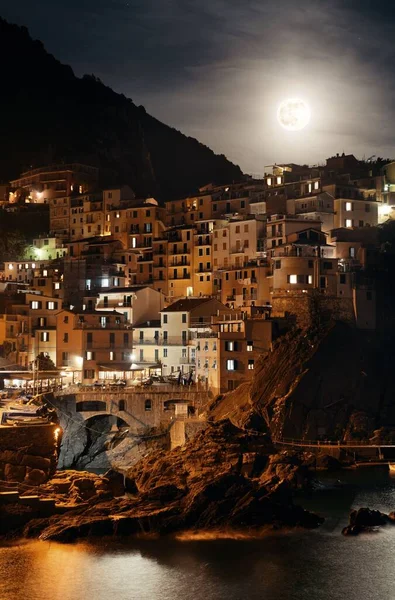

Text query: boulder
(342, 507), (393, 535)
(24, 468), (47, 486)
(4, 463), (26, 482)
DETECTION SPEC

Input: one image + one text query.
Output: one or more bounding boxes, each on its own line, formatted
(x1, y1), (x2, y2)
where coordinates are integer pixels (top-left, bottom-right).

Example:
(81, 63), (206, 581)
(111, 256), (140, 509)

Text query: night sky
(1, 0), (395, 174)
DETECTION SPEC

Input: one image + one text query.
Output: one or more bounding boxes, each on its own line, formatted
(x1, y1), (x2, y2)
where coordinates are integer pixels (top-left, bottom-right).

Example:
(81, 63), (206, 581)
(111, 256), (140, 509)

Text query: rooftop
(134, 320), (161, 328)
(162, 297), (213, 313)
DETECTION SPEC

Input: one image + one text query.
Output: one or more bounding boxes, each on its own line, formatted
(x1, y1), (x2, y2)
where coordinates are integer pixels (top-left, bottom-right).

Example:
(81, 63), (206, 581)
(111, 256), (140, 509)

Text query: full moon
(277, 98), (311, 131)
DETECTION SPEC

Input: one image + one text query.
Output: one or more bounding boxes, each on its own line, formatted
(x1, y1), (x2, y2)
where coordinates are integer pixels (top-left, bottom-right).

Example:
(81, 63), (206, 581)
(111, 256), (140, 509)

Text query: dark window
(163, 314), (168, 324)
(340, 274), (346, 284)
(323, 261), (333, 270)
(145, 399), (152, 411)
(119, 399), (125, 411)
(308, 260), (314, 268)
(182, 314), (187, 323)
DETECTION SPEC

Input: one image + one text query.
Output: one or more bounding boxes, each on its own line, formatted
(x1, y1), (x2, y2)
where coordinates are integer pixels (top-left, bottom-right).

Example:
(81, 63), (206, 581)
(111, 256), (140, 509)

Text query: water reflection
(2, 468), (395, 600)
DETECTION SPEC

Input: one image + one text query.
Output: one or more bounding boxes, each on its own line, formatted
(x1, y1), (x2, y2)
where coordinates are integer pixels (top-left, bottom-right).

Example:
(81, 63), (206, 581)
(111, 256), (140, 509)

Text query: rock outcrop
(342, 507), (395, 536)
(1, 420), (323, 542)
(0, 423), (58, 484)
(211, 322), (395, 443)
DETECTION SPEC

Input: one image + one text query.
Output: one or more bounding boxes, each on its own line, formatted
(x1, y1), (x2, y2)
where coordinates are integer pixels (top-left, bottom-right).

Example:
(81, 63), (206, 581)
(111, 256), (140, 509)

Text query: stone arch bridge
(52, 385), (211, 434)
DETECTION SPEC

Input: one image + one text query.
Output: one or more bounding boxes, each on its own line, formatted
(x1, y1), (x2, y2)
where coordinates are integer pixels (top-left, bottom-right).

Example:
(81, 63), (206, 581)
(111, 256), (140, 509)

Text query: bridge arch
(78, 410), (135, 428)
(76, 400), (107, 413)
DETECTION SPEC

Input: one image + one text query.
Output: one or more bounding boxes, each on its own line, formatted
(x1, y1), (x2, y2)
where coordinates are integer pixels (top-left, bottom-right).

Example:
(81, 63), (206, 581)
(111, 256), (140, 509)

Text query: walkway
(274, 438), (395, 449)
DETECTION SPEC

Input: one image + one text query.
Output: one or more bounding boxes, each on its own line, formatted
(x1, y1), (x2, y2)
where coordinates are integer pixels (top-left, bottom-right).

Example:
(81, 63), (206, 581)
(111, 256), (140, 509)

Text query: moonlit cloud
(2, 0), (395, 173)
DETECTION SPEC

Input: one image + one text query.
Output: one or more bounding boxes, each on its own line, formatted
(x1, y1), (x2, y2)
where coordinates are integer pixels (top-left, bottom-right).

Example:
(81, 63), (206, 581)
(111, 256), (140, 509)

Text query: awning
(98, 363), (132, 371)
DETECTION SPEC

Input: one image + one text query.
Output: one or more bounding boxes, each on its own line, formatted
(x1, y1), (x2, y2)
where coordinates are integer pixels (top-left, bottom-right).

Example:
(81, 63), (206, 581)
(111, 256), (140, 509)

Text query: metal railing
(274, 437), (395, 448)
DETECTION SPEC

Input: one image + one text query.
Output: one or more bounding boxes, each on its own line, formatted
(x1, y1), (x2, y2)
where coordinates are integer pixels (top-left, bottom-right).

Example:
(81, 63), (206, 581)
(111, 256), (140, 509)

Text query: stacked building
(0, 153), (390, 390)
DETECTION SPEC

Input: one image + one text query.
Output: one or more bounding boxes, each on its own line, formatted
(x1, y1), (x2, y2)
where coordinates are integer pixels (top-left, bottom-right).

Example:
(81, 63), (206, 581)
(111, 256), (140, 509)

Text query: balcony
(137, 256), (154, 263)
(171, 259), (190, 267)
(171, 249), (190, 255)
(169, 274), (191, 280)
(179, 357), (195, 365)
(136, 336), (191, 346)
(75, 322), (132, 330)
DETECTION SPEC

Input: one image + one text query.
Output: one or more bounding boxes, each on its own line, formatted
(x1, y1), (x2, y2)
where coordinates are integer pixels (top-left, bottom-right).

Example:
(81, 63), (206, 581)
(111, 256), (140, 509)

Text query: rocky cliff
(0, 18), (243, 199)
(211, 322), (395, 443)
(1, 420), (322, 541)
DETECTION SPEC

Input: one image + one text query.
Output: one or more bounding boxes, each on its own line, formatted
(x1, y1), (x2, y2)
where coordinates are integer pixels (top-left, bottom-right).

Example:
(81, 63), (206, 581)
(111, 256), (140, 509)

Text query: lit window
(345, 202), (352, 211)
(132, 238), (137, 248)
(8, 264), (13, 270)
(276, 176), (282, 185)
(40, 332), (49, 342)
(31, 301), (39, 310)
(32, 263), (35, 269)
(308, 183), (312, 193)
(102, 278), (109, 287)
(43, 270), (48, 277)
(267, 178), (272, 186)
(345, 219), (352, 228)
(314, 181), (319, 190)
(25, 264), (28, 269)
(308, 275), (313, 284)
(289, 274), (298, 284)
(48, 302), (55, 310)
(110, 351), (115, 360)
(116, 212), (120, 218)
(248, 359), (255, 370)
(227, 359), (235, 371)
(226, 341), (234, 352)
(247, 341), (253, 351)
(86, 351), (93, 360)
(54, 282), (60, 290)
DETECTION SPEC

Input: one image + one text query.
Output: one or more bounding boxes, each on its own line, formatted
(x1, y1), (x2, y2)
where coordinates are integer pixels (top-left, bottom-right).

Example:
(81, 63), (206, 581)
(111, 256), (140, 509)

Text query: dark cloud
(2, 0), (395, 172)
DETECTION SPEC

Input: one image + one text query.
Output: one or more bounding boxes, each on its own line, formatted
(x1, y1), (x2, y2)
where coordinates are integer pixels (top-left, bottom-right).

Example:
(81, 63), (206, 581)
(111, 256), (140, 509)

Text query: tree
(35, 353), (57, 371)
(0, 230), (28, 262)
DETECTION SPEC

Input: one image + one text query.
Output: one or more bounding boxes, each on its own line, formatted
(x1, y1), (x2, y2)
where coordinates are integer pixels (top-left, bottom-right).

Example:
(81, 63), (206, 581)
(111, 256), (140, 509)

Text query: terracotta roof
(162, 298), (213, 313)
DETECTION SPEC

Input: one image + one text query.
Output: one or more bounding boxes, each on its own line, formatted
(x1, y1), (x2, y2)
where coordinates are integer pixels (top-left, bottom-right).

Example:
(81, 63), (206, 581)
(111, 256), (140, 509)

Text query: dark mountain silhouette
(0, 18), (243, 200)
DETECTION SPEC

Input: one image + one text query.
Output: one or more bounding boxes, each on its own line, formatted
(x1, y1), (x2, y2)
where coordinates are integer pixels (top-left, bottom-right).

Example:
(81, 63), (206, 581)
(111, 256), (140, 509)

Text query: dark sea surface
(1, 467), (395, 600)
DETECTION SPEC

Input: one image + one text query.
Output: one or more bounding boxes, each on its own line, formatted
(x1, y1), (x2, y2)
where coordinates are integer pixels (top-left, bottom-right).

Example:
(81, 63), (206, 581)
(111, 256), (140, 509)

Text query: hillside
(0, 18), (243, 200)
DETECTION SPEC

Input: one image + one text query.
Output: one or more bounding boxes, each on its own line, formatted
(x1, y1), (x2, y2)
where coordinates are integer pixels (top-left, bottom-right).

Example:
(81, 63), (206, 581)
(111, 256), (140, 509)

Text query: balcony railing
(136, 336), (191, 346)
(75, 322), (132, 330)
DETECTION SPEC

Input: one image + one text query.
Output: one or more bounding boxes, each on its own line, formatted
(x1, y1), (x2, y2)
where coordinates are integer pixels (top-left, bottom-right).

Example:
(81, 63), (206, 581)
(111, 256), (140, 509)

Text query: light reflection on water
(2, 468), (395, 600)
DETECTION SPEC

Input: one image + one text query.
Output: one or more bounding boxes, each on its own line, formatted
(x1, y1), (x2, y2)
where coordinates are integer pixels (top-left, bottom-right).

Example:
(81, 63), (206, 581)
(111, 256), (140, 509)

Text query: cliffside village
(0, 153), (393, 395)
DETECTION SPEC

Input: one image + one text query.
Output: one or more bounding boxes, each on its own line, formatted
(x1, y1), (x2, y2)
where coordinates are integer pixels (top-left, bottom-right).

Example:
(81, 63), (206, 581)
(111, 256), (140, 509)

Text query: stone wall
(0, 424), (59, 484)
(271, 292), (355, 329)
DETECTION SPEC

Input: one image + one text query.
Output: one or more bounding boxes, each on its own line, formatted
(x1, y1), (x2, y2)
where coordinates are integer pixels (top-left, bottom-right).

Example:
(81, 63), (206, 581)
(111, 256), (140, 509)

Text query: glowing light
(54, 427), (61, 441)
(379, 204), (392, 218)
(75, 356), (83, 368)
(277, 98), (311, 131)
(130, 353), (136, 361)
